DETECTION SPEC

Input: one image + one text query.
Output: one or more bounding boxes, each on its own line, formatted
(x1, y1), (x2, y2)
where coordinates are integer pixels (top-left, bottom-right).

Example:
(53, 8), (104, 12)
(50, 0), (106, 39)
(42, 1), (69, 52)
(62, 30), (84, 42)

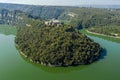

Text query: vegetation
(88, 26), (120, 37)
(3, 3), (120, 67)
(15, 22), (102, 67)
(69, 8), (120, 28)
(80, 29), (120, 43)
(1, 3), (120, 29)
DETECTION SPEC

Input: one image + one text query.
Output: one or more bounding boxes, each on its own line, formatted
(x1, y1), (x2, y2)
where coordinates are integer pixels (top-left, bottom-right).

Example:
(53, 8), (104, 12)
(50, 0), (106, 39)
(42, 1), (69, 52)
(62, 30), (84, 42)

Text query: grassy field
(0, 25), (17, 35)
(80, 29), (120, 43)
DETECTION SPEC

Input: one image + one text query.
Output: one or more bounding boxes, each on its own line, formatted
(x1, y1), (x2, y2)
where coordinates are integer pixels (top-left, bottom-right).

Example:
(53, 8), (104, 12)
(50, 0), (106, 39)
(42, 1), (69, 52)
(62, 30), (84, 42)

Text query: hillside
(70, 8), (120, 28)
(15, 22), (102, 67)
(1, 3), (120, 29)
(0, 3), (66, 19)
(0, 9), (26, 25)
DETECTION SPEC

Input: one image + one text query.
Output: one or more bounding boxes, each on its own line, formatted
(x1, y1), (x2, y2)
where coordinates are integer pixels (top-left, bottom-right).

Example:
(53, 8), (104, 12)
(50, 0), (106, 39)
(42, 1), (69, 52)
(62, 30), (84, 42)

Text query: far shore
(86, 30), (120, 39)
(80, 29), (120, 43)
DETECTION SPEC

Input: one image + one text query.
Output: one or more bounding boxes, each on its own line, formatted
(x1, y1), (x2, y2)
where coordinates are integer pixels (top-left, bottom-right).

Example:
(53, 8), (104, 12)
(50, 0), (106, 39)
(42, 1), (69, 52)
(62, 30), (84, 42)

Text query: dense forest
(15, 22), (102, 67)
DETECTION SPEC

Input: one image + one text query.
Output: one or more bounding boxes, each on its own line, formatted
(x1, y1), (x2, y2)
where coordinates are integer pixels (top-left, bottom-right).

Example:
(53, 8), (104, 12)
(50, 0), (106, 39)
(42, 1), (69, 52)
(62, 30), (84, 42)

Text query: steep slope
(0, 9), (25, 25)
(0, 3), (66, 19)
(1, 3), (120, 29)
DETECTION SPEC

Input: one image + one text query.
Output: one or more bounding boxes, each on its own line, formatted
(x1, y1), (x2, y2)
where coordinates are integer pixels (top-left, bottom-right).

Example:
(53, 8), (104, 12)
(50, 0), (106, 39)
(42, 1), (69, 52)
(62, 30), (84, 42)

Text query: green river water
(0, 27), (120, 80)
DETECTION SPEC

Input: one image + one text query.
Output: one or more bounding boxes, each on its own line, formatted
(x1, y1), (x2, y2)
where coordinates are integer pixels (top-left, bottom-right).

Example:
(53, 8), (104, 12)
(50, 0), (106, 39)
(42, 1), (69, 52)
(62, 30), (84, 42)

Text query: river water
(0, 32), (120, 80)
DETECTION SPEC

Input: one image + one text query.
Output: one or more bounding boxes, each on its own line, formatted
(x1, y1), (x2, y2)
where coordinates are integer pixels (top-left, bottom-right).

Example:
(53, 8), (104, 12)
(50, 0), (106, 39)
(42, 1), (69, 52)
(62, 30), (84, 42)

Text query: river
(0, 29), (120, 80)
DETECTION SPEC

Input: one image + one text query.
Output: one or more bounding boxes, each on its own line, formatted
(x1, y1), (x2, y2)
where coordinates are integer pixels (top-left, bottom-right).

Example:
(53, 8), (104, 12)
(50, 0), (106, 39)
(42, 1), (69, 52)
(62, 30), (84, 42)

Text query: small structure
(113, 34), (118, 37)
(68, 12), (76, 17)
(45, 19), (62, 26)
(26, 24), (31, 27)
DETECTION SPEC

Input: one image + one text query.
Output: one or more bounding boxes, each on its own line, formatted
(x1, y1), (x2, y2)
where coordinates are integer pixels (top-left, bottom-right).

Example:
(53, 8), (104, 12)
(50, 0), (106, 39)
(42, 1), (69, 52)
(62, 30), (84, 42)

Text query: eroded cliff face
(0, 9), (24, 25)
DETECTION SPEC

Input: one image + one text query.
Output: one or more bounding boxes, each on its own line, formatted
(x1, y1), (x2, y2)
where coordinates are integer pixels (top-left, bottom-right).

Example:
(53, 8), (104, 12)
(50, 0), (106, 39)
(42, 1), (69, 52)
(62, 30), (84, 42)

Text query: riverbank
(87, 30), (120, 39)
(80, 29), (120, 43)
(16, 45), (59, 67)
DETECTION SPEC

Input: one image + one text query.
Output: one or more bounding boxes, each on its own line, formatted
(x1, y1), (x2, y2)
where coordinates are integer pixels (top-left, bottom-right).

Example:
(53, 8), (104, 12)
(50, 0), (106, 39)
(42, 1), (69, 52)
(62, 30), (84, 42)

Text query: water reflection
(19, 52), (89, 73)
(18, 48), (107, 74)
(99, 48), (107, 60)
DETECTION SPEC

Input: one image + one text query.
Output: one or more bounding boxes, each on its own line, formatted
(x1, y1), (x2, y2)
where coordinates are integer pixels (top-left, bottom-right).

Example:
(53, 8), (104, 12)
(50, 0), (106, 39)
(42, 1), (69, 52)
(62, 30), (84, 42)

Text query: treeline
(70, 8), (120, 28)
(15, 22), (102, 67)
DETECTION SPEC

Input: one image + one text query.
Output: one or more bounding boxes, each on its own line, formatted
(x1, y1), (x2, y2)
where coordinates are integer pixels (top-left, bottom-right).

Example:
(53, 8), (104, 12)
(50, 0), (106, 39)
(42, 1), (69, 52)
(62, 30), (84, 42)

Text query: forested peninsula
(15, 22), (102, 67)
(0, 3), (108, 67)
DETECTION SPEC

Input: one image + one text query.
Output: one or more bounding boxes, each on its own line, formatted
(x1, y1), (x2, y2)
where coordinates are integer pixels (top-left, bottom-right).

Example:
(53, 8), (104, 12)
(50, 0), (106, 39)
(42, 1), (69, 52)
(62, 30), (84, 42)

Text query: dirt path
(86, 30), (120, 39)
